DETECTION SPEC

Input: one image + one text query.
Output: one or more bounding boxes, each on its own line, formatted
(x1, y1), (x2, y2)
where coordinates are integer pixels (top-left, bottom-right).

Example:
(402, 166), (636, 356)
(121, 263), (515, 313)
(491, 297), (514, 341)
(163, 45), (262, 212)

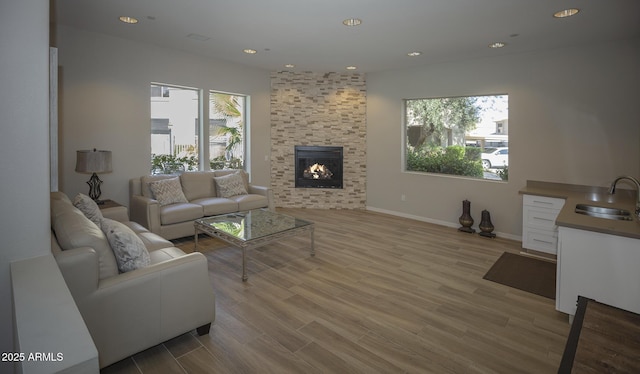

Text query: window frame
(403, 93), (509, 181)
(208, 90), (247, 170)
(150, 83), (248, 174)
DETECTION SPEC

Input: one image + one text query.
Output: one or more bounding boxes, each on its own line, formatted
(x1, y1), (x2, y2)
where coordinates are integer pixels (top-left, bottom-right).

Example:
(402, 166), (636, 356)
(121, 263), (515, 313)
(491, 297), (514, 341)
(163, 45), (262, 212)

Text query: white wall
(0, 0), (51, 367)
(366, 38), (640, 238)
(56, 26), (272, 207)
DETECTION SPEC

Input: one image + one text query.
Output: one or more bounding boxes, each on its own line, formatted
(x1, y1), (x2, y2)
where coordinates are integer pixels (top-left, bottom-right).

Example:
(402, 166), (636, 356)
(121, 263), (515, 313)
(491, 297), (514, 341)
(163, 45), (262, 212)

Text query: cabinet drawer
(523, 228), (558, 254)
(523, 206), (560, 230)
(523, 194), (565, 210)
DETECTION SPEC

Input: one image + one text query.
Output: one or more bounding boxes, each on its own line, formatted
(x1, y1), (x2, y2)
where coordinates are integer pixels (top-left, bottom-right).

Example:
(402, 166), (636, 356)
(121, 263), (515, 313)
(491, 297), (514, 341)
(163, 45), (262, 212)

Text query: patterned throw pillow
(214, 171), (248, 198)
(73, 193), (104, 226)
(101, 218), (151, 273)
(148, 177), (188, 206)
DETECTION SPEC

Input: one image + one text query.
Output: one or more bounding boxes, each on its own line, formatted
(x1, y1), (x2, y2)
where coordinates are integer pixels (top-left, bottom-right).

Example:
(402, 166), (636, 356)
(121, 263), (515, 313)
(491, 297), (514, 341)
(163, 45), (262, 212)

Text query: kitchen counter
(519, 180), (640, 240)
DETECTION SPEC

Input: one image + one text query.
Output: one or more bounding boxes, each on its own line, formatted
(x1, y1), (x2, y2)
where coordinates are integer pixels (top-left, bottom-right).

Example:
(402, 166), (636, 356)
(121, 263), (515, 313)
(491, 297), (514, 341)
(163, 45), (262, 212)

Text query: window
(150, 84), (247, 174)
(150, 85), (170, 98)
(209, 92), (246, 170)
(404, 94), (508, 181)
(150, 84), (199, 174)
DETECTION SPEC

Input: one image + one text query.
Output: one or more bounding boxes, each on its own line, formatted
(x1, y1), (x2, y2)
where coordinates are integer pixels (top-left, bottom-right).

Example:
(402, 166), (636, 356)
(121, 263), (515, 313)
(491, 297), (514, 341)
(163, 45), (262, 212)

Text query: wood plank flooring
(101, 208), (570, 374)
(559, 297), (640, 373)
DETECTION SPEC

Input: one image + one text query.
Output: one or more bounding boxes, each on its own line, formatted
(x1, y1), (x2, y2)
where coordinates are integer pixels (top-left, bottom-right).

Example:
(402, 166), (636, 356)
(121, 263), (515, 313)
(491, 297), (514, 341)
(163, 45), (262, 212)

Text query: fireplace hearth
(294, 146), (343, 189)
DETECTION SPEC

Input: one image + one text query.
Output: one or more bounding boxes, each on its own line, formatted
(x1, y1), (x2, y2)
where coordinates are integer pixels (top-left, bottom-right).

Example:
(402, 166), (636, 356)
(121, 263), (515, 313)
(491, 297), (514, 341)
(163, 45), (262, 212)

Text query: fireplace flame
(304, 163), (333, 180)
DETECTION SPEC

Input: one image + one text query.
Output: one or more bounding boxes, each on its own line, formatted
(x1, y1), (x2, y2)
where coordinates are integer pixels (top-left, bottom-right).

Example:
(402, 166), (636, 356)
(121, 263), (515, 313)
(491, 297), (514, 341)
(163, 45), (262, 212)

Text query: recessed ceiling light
(118, 16), (138, 24)
(342, 18), (362, 26)
(488, 42), (506, 49)
(554, 8), (580, 18)
(284, 64), (295, 68)
(407, 51), (422, 57)
(243, 49), (257, 54)
(346, 66), (357, 70)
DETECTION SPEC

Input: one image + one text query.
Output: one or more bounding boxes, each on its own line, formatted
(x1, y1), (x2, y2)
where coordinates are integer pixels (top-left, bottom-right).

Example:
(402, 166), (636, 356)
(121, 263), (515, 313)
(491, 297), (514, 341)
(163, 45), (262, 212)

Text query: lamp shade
(75, 149), (113, 174)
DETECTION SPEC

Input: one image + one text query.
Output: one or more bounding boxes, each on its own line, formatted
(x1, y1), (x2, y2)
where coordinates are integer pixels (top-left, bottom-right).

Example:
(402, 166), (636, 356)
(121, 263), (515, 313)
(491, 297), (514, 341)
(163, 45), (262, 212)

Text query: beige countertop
(520, 180), (640, 240)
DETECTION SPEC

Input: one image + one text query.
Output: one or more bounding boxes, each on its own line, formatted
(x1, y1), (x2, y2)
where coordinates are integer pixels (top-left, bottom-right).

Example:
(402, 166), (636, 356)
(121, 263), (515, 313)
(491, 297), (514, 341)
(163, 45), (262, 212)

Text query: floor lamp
(75, 149), (112, 204)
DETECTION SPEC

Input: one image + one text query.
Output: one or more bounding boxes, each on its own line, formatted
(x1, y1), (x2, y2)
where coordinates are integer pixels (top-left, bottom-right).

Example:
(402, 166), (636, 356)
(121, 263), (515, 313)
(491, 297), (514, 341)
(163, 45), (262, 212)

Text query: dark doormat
(483, 252), (556, 299)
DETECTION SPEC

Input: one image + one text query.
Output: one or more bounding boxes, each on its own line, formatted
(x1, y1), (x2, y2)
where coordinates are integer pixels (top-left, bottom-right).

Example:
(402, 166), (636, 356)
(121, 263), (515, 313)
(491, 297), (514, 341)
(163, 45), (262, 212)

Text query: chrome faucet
(609, 175), (640, 218)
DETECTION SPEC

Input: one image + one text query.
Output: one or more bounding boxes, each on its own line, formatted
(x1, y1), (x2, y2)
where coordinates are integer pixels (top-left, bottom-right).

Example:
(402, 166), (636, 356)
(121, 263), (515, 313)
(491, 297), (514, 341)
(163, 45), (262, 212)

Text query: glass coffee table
(194, 209), (314, 281)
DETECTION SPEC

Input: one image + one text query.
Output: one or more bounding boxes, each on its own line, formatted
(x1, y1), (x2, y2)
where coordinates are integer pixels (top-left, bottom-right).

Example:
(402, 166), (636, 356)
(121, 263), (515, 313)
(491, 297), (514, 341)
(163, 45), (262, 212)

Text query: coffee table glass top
(196, 209), (313, 242)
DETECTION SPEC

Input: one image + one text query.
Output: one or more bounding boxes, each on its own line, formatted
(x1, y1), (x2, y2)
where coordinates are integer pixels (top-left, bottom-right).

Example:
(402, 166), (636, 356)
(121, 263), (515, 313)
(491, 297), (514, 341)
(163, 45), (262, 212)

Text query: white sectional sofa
(129, 170), (274, 240)
(50, 191), (215, 369)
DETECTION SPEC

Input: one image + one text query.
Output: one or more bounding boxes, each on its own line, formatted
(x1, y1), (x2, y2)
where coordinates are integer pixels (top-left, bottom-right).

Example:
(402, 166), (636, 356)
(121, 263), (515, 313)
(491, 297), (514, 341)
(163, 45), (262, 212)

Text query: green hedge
(407, 145), (484, 178)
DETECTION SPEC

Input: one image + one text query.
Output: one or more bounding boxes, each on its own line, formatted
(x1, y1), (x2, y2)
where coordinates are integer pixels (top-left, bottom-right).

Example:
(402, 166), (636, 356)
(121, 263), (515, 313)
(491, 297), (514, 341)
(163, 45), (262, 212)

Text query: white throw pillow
(73, 193), (103, 226)
(101, 218), (151, 273)
(148, 177), (188, 206)
(214, 171), (248, 198)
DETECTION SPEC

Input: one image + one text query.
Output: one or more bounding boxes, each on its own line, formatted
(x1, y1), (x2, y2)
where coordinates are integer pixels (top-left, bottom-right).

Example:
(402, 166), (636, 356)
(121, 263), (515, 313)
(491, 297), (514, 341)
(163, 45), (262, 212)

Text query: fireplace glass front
(294, 146), (343, 189)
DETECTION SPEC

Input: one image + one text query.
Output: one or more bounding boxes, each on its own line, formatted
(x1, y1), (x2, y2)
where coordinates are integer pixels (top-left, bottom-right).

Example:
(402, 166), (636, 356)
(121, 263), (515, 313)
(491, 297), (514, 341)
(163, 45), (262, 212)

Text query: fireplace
(294, 146), (343, 189)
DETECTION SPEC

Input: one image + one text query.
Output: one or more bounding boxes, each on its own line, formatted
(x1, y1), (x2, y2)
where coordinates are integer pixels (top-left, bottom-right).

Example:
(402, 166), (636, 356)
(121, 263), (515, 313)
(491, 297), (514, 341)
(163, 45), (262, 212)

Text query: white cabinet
(522, 194), (565, 254)
(557, 227), (640, 316)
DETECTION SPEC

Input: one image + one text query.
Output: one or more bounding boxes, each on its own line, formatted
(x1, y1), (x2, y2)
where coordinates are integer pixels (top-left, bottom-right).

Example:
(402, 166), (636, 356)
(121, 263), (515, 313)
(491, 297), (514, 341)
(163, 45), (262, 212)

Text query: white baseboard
(365, 205), (522, 242)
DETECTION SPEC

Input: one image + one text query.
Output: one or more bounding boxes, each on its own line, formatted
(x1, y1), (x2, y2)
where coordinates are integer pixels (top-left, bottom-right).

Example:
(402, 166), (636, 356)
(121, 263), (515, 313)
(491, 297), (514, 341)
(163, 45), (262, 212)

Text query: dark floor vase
(458, 199), (475, 233)
(479, 209), (496, 238)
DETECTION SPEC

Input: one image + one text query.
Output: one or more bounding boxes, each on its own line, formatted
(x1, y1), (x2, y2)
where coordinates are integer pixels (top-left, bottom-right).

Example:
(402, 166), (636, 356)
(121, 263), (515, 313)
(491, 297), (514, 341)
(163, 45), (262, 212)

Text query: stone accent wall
(270, 71), (367, 209)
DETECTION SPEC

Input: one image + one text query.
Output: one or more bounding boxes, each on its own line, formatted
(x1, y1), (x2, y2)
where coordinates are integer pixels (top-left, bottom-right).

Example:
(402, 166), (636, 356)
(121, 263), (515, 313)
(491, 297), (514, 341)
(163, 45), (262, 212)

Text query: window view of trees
(209, 92), (245, 170)
(150, 84), (246, 174)
(405, 94), (508, 181)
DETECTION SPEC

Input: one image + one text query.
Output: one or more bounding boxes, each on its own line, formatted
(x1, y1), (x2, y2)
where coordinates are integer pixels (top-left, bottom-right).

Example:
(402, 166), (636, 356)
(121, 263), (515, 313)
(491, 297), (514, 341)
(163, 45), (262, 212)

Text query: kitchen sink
(575, 204), (633, 221)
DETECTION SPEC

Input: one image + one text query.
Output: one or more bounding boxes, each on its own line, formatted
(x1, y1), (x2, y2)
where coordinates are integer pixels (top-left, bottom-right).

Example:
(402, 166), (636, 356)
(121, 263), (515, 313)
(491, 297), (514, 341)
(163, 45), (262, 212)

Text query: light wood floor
(101, 208), (570, 374)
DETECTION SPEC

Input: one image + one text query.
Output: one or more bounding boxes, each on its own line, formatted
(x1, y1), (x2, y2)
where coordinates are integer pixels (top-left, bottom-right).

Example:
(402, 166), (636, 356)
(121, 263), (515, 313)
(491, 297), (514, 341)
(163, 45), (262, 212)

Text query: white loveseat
(50, 191), (215, 368)
(129, 170), (274, 240)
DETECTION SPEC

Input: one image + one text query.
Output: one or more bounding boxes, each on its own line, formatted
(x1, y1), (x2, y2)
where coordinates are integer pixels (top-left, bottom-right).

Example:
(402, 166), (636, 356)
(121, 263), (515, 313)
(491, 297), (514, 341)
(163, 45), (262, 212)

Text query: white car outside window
(481, 147), (508, 169)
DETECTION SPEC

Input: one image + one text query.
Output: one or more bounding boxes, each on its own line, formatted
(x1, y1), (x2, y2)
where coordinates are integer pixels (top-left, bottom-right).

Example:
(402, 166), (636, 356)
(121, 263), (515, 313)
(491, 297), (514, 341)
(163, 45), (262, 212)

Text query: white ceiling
(54, 0), (640, 73)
